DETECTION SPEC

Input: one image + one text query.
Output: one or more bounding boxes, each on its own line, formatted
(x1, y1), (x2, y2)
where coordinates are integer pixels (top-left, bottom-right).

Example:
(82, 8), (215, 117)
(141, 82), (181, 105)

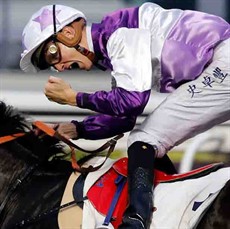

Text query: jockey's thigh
(128, 38), (230, 158)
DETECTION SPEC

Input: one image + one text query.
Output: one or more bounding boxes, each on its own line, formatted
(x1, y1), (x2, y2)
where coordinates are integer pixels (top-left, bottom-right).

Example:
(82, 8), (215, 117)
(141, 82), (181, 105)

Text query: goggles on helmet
(32, 39), (62, 69)
(32, 5), (62, 70)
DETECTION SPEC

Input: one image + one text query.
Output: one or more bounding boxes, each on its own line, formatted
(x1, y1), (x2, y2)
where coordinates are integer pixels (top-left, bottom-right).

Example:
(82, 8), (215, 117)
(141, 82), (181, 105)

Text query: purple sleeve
(76, 87), (151, 116)
(72, 114), (136, 140)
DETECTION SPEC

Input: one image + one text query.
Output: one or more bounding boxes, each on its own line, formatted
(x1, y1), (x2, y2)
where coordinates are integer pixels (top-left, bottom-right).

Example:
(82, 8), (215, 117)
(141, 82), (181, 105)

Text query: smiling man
(20, 3), (230, 229)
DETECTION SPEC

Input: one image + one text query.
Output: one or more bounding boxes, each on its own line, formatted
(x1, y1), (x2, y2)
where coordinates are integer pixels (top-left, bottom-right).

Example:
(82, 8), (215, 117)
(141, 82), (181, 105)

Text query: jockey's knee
(128, 130), (167, 158)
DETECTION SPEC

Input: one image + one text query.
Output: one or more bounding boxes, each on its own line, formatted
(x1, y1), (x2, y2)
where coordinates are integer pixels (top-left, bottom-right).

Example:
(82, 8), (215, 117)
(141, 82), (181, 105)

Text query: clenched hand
(44, 76), (77, 106)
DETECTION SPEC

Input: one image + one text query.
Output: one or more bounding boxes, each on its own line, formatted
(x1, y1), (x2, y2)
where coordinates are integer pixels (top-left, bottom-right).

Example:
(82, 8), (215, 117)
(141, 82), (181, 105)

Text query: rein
(32, 121), (124, 173)
(0, 133), (25, 144)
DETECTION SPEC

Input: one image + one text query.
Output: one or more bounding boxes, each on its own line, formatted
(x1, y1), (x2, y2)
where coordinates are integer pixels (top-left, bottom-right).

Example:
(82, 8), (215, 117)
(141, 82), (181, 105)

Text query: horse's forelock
(0, 101), (30, 136)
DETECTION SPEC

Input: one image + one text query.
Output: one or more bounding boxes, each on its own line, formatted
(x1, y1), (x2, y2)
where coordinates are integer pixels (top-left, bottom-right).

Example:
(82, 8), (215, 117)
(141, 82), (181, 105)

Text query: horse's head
(0, 101), (65, 162)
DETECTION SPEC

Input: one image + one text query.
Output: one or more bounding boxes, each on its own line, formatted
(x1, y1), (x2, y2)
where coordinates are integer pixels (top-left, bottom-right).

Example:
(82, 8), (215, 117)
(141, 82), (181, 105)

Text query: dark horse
(0, 101), (73, 229)
(0, 101), (230, 229)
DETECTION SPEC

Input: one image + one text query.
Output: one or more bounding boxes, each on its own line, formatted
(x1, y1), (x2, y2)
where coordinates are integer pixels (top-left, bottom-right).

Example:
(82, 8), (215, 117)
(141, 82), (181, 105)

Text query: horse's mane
(0, 101), (30, 136)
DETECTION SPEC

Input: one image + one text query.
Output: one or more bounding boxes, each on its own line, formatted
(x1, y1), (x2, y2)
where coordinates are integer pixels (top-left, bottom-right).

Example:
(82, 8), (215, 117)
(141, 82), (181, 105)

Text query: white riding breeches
(128, 38), (230, 158)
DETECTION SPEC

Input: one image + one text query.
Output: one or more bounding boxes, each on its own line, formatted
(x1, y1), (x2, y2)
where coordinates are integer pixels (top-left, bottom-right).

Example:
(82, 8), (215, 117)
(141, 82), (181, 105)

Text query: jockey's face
(39, 22), (93, 72)
(43, 41), (93, 72)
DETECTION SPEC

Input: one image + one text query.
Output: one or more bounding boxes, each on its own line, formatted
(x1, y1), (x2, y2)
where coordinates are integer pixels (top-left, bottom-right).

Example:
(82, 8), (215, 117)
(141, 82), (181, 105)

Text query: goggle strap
(75, 44), (95, 62)
(52, 5), (57, 41)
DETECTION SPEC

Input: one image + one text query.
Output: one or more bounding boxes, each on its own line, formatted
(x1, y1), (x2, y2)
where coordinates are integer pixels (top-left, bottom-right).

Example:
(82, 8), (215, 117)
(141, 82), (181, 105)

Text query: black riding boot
(118, 141), (156, 229)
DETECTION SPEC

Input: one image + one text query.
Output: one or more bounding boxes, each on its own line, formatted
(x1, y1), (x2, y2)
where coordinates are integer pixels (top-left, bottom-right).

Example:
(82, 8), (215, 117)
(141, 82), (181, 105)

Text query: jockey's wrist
(71, 120), (84, 139)
(67, 89), (77, 106)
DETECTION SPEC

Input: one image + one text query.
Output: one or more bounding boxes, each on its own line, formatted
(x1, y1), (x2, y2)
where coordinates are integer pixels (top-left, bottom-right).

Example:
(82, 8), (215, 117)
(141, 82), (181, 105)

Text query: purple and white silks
(161, 10), (230, 92)
(76, 88), (150, 139)
(74, 3), (230, 139)
(75, 7), (151, 139)
(91, 7), (139, 70)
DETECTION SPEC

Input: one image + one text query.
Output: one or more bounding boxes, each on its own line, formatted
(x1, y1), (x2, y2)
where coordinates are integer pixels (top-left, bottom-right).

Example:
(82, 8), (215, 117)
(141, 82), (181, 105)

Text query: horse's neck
(0, 146), (29, 202)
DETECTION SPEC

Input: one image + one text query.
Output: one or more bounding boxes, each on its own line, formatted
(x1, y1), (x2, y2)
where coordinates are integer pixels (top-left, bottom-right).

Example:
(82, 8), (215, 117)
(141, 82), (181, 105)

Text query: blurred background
(1, 0), (230, 171)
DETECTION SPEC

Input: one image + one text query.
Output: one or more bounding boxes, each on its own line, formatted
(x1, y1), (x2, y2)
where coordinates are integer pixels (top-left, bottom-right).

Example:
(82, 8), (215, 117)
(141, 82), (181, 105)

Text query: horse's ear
(0, 101), (8, 123)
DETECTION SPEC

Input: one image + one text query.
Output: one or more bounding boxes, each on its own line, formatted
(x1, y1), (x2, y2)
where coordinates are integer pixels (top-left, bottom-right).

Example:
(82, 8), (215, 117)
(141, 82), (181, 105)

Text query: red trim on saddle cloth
(87, 157), (223, 228)
(87, 158), (128, 228)
(156, 162), (223, 183)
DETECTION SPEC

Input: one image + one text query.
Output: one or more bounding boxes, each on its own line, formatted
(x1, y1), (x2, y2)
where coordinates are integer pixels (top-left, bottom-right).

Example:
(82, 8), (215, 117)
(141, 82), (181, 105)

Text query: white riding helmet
(20, 4), (86, 73)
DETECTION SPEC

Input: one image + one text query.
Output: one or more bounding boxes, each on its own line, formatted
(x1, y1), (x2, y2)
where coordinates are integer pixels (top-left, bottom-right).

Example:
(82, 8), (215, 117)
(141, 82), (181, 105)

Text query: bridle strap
(32, 121), (124, 173)
(0, 133), (25, 144)
(52, 5), (57, 35)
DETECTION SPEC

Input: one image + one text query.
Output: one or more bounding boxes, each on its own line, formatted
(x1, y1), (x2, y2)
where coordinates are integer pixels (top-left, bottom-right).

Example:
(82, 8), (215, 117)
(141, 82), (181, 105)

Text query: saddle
(74, 157), (224, 228)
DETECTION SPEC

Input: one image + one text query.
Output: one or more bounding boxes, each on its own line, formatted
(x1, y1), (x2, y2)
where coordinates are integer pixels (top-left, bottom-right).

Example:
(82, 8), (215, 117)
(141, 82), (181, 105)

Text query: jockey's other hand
(56, 122), (78, 140)
(44, 76), (77, 106)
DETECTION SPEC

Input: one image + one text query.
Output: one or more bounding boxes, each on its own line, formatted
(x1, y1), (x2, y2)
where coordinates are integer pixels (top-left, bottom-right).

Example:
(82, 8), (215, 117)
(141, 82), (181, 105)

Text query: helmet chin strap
(52, 5), (95, 63)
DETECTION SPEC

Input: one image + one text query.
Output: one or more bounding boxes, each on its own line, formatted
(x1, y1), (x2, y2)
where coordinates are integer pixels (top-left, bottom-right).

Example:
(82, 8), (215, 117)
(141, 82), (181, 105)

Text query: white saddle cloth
(58, 157), (230, 229)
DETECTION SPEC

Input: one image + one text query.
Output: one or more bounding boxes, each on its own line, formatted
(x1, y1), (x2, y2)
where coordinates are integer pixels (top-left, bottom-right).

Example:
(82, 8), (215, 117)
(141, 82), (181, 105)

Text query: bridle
(0, 120), (123, 227)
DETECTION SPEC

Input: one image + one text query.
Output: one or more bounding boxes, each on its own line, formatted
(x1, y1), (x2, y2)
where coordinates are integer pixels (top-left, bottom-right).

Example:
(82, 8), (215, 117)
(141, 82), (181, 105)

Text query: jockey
(20, 3), (230, 229)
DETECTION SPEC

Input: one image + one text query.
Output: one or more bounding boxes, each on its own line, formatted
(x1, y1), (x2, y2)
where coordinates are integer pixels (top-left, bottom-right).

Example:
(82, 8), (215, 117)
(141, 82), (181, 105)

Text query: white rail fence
(179, 132), (226, 172)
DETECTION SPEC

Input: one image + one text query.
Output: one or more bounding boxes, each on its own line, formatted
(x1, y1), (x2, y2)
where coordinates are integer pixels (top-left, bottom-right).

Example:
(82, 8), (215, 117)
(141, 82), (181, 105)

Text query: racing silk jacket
(74, 2), (230, 140)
